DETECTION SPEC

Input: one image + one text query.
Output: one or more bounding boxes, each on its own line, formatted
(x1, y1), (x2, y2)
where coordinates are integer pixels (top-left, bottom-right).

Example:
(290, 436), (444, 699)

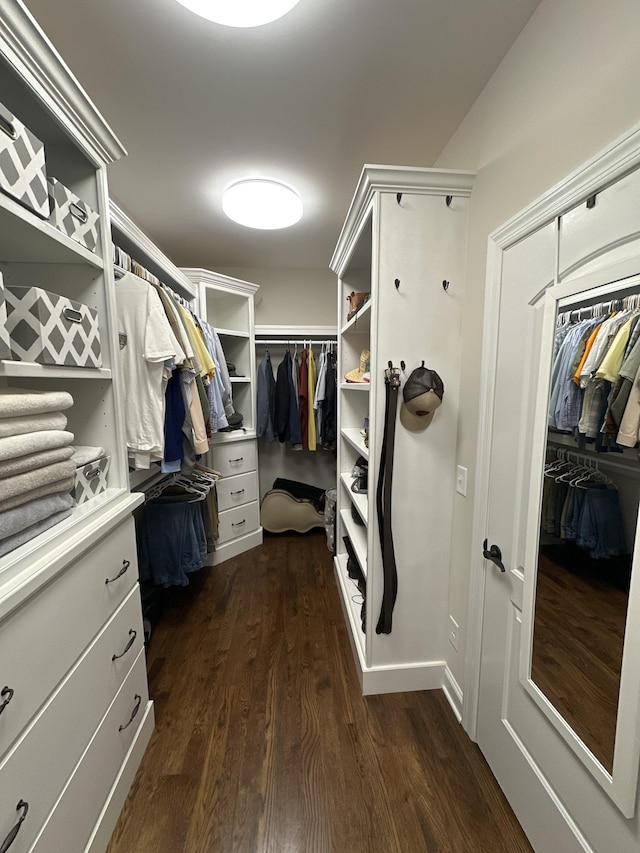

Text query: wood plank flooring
(106, 530), (532, 853)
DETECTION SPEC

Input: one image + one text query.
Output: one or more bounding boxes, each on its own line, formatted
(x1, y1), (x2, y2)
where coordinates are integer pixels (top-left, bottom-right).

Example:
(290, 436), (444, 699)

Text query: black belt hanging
(376, 362), (401, 635)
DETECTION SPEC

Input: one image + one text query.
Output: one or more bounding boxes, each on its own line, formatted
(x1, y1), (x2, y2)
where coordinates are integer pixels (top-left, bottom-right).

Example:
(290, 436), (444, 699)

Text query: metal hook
(446, 195), (453, 207)
(442, 280), (450, 292)
(395, 278), (400, 290)
(396, 192), (402, 205)
(400, 360), (406, 372)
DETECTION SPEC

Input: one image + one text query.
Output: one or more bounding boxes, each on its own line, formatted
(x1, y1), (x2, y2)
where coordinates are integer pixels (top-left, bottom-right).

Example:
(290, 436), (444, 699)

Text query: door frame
(463, 118), (640, 741)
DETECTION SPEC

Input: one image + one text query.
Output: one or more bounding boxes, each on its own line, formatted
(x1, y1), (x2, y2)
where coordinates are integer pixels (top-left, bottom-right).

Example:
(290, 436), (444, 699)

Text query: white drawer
(559, 167), (640, 279)
(216, 471), (258, 511)
(209, 439), (257, 477)
(30, 649), (150, 853)
(0, 517), (138, 761)
(217, 501), (260, 544)
(0, 588), (145, 853)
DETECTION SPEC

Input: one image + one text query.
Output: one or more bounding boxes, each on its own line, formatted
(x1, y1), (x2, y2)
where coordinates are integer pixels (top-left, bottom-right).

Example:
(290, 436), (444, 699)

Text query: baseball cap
(399, 364), (444, 431)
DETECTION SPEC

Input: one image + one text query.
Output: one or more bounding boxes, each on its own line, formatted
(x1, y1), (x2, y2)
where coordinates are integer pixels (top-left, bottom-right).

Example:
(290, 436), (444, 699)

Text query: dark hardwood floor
(106, 530), (532, 853)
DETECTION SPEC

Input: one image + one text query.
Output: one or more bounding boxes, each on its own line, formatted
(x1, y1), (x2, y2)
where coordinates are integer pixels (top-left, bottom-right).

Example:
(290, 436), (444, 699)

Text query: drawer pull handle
(119, 693), (142, 732)
(0, 105), (17, 141)
(69, 201), (89, 223)
(62, 307), (83, 324)
(105, 559), (130, 585)
(231, 519), (246, 527)
(0, 686), (14, 715)
(85, 466), (102, 480)
(229, 457), (243, 463)
(230, 489), (245, 496)
(112, 629), (137, 661)
(0, 800), (28, 853)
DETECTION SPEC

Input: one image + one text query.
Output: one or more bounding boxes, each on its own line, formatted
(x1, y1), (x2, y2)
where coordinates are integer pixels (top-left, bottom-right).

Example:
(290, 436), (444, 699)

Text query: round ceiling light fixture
(222, 178), (303, 230)
(174, 0), (302, 27)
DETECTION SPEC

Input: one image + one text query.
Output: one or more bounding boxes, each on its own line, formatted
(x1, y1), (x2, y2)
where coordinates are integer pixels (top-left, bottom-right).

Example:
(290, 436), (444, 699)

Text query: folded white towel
(0, 446), (74, 480)
(0, 429), (74, 462)
(71, 445), (107, 467)
(0, 411), (68, 439)
(0, 460), (76, 502)
(0, 476), (75, 513)
(0, 508), (73, 558)
(0, 490), (74, 540)
(0, 389), (73, 418)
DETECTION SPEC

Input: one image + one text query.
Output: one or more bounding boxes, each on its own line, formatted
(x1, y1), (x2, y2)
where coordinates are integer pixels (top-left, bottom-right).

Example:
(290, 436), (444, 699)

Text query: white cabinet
(183, 268), (263, 563)
(330, 165), (474, 694)
(0, 4), (152, 852)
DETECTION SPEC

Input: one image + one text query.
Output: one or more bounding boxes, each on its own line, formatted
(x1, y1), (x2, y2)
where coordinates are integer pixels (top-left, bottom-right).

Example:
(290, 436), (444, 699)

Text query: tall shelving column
(183, 268), (263, 564)
(331, 165), (475, 695)
(0, 5), (153, 853)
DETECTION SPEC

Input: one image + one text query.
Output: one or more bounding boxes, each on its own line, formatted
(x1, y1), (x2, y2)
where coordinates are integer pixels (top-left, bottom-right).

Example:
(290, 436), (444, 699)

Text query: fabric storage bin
(74, 455), (110, 504)
(0, 271), (12, 360)
(47, 177), (101, 253)
(0, 101), (49, 218)
(5, 285), (102, 367)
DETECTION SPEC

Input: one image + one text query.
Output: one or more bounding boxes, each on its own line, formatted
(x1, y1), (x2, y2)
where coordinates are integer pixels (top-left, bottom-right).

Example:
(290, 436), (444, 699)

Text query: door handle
(482, 539), (506, 572)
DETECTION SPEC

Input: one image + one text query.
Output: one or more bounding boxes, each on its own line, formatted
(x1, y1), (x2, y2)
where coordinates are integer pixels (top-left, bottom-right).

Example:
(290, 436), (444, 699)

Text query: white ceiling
(23, 0), (541, 271)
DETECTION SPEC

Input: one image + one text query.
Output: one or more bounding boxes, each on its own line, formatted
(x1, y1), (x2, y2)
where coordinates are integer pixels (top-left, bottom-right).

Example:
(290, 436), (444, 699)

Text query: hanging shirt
(115, 272), (182, 469)
(256, 350), (276, 441)
(307, 347), (317, 451)
(299, 350), (309, 450)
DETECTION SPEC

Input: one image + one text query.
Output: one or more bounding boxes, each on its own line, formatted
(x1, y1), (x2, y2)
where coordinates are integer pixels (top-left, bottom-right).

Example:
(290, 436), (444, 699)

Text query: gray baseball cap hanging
(399, 363), (444, 431)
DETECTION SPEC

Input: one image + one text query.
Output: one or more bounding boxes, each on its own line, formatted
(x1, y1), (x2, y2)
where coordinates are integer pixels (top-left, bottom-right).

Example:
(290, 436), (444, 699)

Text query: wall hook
(446, 195), (453, 207)
(442, 280), (450, 292)
(396, 192), (403, 205)
(395, 278), (401, 290)
(400, 360), (406, 372)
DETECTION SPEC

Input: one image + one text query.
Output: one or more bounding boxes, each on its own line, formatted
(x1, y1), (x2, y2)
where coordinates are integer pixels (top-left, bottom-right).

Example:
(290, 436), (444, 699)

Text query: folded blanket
(0, 508), (73, 558)
(0, 389), (73, 418)
(0, 446), (74, 480)
(0, 411), (68, 439)
(0, 476), (75, 513)
(71, 445), (107, 467)
(0, 459), (76, 503)
(0, 490), (74, 540)
(0, 429), (74, 462)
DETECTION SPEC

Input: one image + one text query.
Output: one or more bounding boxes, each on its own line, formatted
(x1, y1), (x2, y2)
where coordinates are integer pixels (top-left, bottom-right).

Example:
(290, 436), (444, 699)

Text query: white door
(475, 219), (640, 852)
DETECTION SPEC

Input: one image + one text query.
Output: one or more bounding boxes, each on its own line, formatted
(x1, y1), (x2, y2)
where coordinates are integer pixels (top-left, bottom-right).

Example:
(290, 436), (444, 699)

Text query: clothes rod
(256, 339), (336, 345)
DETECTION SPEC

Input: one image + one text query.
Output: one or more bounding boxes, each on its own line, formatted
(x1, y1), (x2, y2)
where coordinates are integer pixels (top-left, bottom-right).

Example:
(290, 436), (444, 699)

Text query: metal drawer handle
(69, 201), (89, 223)
(0, 800), (28, 853)
(231, 519), (246, 527)
(105, 559), (130, 585)
(230, 489), (245, 496)
(112, 629), (137, 661)
(0, 686), (14, 716)
(229, 457), (244, 463)
(85, 466), (102, 480)
(62, 307), (83, 324)
(118, 693), (142, 732)
(0, 105), (17, 141)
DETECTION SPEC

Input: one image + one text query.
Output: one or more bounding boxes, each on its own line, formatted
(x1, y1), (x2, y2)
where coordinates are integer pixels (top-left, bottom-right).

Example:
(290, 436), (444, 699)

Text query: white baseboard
(360, 660), (447, 695)
(442, 666), (463, 722)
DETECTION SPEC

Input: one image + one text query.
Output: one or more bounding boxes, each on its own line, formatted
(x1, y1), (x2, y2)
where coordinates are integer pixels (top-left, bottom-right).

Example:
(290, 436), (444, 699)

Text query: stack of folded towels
(0, 388), (77, 557)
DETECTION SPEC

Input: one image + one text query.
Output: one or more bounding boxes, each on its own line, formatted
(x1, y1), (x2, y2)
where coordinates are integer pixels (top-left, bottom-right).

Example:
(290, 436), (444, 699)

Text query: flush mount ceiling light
(174, 0), (302, 27)
(222, 179), (303, 230)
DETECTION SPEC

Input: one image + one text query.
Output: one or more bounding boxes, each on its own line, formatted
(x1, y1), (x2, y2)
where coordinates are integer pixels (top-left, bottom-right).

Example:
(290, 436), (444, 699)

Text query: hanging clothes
(256, 350), (277, 441)
(307, 346), (317, 451)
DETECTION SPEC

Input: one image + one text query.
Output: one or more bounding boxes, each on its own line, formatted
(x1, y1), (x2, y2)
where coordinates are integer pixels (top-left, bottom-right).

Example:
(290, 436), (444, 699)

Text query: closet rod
(547, 439), (640, 479)
(256, 339), (336, 345)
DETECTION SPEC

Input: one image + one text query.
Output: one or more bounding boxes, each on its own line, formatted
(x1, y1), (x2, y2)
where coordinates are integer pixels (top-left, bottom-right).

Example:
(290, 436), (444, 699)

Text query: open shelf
(340, 472), (367, 524)
(341, 299), (371, 335)
(0, 361), (111, 380)
(341, 427), (368, 460)
(340, 508), (367, 578)
(334, 553), (366, 664)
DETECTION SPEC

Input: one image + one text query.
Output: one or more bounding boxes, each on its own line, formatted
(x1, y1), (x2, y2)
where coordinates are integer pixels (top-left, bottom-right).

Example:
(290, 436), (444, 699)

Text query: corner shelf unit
(331, 165), (475, 695)
(182, 268), (263, 564)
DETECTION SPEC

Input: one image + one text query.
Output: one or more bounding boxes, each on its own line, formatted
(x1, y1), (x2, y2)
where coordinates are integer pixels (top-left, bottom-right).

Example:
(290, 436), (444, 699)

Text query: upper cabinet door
(559, 168), (640, 281)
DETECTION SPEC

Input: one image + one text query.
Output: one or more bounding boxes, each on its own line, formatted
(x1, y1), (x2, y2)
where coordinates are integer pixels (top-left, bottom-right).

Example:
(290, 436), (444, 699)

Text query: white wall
(216, 266), (335, 327)
(434, 0), (640, 691)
